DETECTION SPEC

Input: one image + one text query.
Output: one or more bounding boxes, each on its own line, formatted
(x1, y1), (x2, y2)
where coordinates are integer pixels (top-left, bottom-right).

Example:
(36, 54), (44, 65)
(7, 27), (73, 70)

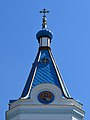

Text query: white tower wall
(6, 84), (84, 120)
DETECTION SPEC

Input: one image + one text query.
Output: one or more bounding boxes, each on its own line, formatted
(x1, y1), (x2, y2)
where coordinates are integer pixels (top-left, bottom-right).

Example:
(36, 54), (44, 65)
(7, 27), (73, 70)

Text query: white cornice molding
(7, 107), (84, 120)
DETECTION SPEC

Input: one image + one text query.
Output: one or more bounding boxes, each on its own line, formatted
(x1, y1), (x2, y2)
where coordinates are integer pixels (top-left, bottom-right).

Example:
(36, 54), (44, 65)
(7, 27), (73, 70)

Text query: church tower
(6, 9), (85, 120)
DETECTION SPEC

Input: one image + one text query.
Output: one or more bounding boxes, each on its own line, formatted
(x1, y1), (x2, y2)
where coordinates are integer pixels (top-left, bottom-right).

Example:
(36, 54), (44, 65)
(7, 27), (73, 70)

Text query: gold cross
(40, 8), (49, 17)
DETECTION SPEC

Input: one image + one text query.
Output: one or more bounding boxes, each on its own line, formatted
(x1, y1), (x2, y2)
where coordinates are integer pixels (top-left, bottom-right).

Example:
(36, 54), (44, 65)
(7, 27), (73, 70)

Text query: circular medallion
(38, 91), (54, 104)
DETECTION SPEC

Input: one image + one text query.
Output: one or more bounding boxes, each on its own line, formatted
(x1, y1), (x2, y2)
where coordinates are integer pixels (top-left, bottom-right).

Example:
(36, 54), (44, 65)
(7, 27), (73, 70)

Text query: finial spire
(40, 8), (49, 29)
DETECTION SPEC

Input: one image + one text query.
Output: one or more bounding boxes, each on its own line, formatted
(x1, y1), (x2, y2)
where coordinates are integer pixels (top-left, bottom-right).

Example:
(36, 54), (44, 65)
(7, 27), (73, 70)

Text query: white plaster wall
(72, 116), (82, 120)
(21, 114), (72, 120)
(7, 84), (84, 120)
(30, 83), (62, 104)
(7, 114), (83, 120)
(9, 114), (72, 120)
(8, 115), (20, 120)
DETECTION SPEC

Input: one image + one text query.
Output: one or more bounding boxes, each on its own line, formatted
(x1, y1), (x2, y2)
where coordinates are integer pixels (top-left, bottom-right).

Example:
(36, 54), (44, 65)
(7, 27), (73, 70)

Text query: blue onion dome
(36, 9), (53, 43)
(36, 29), (53, 42)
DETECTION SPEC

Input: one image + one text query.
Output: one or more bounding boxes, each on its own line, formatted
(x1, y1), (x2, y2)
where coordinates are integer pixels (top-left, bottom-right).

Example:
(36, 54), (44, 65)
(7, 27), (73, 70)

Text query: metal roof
(21, 47), (71, 99)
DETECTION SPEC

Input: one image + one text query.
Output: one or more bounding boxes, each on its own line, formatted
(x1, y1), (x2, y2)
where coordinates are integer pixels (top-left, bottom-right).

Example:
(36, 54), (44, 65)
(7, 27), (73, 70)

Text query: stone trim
(7, 109), (83, 120)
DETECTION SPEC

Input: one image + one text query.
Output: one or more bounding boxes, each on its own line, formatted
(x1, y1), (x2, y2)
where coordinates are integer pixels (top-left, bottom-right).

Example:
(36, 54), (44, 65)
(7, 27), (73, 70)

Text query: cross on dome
(40, 8), (49, 17)
(40, 8), (49, 29)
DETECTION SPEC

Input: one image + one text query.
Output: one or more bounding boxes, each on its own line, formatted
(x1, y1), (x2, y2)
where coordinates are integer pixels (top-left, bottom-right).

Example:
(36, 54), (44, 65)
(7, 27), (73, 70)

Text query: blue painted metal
(36, 29), (53, 42)
(9, 100), (17, 103)
(32, 50), (60, 88)
(21, 48), (71, 98)
(20, 27), (71, 99)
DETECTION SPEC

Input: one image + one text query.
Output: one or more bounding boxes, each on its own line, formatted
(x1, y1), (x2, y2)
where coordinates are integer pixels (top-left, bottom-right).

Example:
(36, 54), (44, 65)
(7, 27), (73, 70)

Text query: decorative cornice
(6, 108), (84, 120)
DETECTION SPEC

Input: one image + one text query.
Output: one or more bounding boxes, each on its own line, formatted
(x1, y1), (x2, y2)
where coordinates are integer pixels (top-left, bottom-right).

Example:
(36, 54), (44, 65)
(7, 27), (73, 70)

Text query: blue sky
(0, 0), (89, 119)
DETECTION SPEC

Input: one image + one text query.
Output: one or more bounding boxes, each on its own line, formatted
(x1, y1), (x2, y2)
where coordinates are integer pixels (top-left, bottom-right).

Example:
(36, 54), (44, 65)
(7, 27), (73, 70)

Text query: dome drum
(36, 29), (53, 47)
